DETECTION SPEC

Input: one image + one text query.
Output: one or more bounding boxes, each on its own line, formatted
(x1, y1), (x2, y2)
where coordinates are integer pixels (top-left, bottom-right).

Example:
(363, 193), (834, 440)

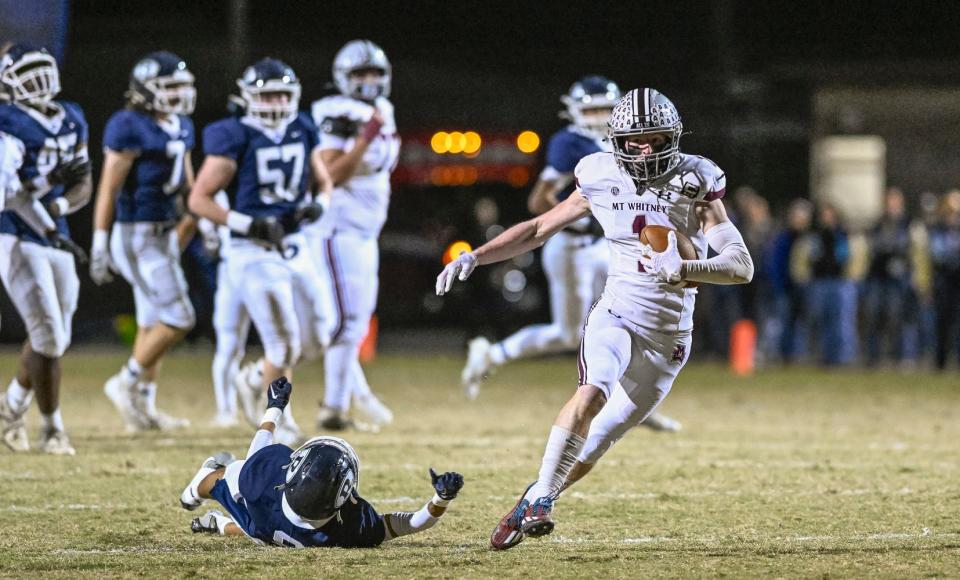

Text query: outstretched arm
(682, 199), (754, 284)
(382, 469), (464, 541)
(436, 191), (591, 295)
(246, 377), (292, 458)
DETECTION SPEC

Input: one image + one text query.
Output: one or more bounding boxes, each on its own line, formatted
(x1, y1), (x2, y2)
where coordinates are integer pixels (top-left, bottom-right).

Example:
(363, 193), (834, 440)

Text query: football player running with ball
(436, 88), (753, 550)
(93, 51), (198, 432)
(180, 376), (464, 548)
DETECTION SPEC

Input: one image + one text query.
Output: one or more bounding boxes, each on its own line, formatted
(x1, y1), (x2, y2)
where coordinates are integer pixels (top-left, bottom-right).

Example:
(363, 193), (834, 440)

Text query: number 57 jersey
(202, 113), (319, 232)
(575, 151), (726, 334)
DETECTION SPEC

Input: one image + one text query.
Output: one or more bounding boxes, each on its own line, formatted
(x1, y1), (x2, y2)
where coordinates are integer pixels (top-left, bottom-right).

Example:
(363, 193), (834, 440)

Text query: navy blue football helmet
(0, 43), (60, 105)
(561, 75), (621, 140)
(237, 58), (301, 128)
(127, 51), (195, 115)
(281, 436), (360, 521)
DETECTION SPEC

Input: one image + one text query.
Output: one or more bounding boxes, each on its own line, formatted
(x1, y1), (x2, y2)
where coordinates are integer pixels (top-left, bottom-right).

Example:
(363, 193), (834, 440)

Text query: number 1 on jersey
(632, 215), (647, 272)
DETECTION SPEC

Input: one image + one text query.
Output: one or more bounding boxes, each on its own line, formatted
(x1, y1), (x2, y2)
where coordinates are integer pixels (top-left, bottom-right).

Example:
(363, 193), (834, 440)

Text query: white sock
(281, 405), (299, 431)
(41, 409), (65, 433)
(6, 378), (33, 416)
(323, 343), (355, 411)
(120, 357), (143, 388)
(488, 342), (508, 366)
(139, 382), (158, 416)
(526, 426), (586, 501)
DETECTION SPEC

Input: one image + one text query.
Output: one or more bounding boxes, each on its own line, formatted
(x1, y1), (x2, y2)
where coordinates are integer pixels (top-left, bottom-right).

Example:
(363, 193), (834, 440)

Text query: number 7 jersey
(575, 151), (726, 334)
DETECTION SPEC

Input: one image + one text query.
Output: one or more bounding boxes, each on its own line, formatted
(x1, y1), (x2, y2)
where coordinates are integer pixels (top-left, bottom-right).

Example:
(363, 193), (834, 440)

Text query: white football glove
(639, 231), (683, 285)
(89, 230), (115, 285)
(435, 251), (478, 296)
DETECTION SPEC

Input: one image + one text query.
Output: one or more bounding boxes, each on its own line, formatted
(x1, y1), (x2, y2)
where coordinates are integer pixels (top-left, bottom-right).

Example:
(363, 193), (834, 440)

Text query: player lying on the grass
(436, 87), (753, 550)
(180, 377), (464, 548)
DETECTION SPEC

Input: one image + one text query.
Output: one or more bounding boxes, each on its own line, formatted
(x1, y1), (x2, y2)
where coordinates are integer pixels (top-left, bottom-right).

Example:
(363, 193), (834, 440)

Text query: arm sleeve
(246, 429), (274, 458)
(682, 221), (754, 284)
(382, 501), (440, 541)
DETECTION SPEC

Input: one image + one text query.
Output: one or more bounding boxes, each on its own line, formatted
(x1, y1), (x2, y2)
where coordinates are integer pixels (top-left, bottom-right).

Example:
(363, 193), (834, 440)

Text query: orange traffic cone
(359, 315), (379, 363)
(730, 319), (757, 376)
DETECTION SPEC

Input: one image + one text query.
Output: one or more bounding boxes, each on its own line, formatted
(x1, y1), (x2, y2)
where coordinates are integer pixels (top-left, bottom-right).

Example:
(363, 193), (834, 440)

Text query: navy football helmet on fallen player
(280, 436), (360, 521)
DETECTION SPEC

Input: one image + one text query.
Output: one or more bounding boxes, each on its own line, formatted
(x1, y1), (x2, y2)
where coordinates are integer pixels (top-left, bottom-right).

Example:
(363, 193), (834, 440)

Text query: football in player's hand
(640, 225), (699, 288)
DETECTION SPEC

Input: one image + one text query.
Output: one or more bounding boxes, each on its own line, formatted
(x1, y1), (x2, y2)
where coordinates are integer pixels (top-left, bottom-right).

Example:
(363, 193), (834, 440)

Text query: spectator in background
(734, 187), (775, 324)
(929, 190), (960, 370)
(794, 202), (858, 365)
(916, 191), (941, 363)
(764, 199), (813, 364)
(862, 187), (921, 366)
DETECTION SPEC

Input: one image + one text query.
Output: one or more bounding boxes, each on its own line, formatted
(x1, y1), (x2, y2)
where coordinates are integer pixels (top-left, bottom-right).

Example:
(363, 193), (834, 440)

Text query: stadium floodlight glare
(516, 130), (540, 153)
(463, 131), (481, 154)
(448, 131), (466, 154)
(431, 131), (452, 154)
(443, 240), (473, 264)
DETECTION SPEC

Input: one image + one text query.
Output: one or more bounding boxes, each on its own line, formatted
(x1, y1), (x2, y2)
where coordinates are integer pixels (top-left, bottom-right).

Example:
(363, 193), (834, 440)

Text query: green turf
(0, 349), (958, 578)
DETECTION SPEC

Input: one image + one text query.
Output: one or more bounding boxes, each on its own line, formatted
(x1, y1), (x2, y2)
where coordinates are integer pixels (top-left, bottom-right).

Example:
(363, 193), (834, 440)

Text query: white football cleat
(274, 423), (302, 447)
(641, 413), (682, 433)
(461, 336), (494, 400)
(133, 384), (190, 431)
(39, 428), (76, 456)
(180, 452), (236, 510)
(352, 393), (393, 426)
(210, 412), (240, 429)
(235, 362), (265, 428)
(0, 394), (29, 452)
(104, 374), (150, 432)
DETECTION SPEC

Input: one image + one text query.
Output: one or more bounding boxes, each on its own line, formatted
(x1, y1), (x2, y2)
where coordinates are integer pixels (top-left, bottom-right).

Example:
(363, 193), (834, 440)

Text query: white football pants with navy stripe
(576, 293), (691, 464)
(110, 223), (195, 330)
(212, 259), (250, 417)
(0, 235), (78, 358)
(312, 232), (379, 411)
(496, 232), (608, 360)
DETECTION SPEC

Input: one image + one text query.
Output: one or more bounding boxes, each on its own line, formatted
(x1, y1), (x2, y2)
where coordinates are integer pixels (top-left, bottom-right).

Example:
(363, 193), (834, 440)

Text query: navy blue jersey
(202, 114), (318, 235)
(0, 102), (88, 245)
(104, 109), (194, 223)
(220, 444), (385, 548)
(547, 126), (603, 203)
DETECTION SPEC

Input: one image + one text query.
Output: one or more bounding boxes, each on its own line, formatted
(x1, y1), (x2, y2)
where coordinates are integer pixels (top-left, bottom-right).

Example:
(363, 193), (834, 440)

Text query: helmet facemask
(1, 51), (60, 105)
(333, 40), (392, 101)
(146, 71), (196, 115)
(608, 88), (683, 185)
(239, 80), (301, 129)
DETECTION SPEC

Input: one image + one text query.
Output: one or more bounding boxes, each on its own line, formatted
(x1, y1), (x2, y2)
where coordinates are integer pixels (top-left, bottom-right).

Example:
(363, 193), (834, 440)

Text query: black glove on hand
(248, 216), (285, 250)
(49, 158), (91, 189)
(267, 376), (292, 410)
(49, 233), (89, 264)
(429, 468), (464, 501)
(294, 202), (324, 225)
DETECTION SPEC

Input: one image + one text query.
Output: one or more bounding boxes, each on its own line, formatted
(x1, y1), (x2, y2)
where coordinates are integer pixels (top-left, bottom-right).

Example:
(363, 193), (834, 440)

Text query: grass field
(0, 349), (958, 578)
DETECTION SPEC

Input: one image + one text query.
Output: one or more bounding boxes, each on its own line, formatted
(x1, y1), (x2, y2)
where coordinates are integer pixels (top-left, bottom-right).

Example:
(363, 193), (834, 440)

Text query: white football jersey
(575, 152), (726, 333)
(311, 95), (401, 238)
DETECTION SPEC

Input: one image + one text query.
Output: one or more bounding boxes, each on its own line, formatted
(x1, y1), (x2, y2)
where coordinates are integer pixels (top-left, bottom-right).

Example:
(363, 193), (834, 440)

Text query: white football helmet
(608, 88), (683, 184)
(333, 40), (391, 101)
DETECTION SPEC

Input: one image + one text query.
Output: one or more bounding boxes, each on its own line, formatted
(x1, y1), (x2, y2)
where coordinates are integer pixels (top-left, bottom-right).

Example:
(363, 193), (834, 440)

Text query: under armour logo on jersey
(671, 343), (686, 364)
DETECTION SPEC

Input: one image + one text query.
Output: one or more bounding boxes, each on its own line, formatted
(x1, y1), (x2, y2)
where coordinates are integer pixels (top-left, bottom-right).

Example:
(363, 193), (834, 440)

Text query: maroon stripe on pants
(325, 238), (347, 344)
(577, 298), (602, 386)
